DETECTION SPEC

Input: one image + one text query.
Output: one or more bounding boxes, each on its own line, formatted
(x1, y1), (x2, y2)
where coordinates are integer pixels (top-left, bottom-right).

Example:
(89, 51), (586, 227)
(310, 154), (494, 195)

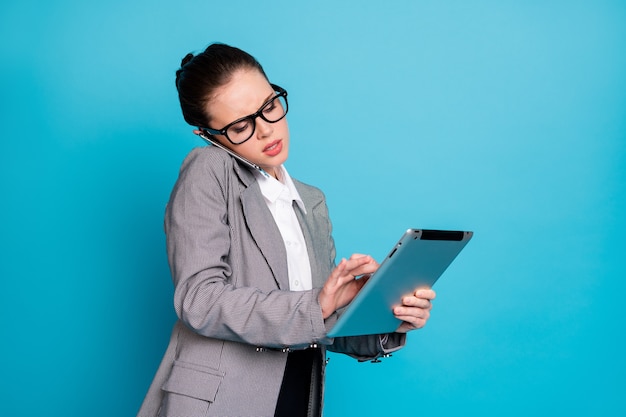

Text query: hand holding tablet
(327, 229), (473, 337)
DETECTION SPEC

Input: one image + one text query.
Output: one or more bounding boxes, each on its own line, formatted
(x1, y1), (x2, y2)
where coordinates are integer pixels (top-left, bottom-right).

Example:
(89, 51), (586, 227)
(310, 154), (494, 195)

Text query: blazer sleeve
(165, 148), (329, 349)
(327, 332), (406, 361)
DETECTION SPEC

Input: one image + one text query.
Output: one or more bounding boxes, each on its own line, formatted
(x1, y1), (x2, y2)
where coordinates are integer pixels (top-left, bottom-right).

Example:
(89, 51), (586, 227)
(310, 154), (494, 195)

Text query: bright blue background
(1, 1), (624, 416)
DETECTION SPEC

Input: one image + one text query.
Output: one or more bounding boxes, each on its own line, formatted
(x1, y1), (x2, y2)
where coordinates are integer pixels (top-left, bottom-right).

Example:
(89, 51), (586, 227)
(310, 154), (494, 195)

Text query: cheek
(279, 120), (290, 140)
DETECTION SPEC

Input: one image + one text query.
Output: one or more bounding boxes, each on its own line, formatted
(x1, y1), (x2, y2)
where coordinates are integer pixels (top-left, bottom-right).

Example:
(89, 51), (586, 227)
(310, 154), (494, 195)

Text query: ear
(193, 129), (202, 135)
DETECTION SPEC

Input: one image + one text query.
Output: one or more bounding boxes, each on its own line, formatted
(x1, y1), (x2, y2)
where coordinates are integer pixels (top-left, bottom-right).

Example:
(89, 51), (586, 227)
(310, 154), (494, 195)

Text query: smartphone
(196, 130), (267, 176)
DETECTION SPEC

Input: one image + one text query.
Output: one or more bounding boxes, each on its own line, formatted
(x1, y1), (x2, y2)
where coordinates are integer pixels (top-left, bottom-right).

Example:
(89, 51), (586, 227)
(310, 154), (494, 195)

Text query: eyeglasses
(201, 84), (288, 145)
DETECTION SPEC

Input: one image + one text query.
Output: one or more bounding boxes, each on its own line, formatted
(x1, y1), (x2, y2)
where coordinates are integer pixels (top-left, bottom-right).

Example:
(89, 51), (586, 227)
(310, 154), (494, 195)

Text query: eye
(230, 120), (251, 134)
(263, 98), (278, 114)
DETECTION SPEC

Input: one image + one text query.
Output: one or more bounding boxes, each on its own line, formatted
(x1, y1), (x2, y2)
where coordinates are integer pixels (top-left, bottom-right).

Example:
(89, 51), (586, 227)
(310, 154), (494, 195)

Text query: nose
(255, 117), (273, 139)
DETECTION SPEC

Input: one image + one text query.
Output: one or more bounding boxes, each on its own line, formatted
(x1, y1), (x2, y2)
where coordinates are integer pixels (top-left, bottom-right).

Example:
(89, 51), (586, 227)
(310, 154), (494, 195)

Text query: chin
(277, 151), (289, 166)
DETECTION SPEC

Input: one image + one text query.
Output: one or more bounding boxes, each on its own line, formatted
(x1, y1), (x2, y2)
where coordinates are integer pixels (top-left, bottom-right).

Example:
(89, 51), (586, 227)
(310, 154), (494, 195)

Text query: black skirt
(274, 348), (322, 417)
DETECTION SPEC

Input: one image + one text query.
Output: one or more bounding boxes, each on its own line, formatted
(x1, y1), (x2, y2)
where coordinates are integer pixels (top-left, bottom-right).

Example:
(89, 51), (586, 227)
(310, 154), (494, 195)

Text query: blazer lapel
(240, 176), (290, 290)
(293, 202), (322, 288)
(292, 184), (329, 289)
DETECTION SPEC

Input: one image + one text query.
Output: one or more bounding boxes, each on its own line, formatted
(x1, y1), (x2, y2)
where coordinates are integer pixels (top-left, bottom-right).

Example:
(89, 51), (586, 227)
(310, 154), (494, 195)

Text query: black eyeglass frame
(201, 84), (288, 145)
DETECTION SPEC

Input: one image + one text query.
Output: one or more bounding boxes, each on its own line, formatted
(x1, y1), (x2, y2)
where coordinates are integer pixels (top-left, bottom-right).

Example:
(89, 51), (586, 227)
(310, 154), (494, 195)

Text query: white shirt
(253, 166), (312, 291)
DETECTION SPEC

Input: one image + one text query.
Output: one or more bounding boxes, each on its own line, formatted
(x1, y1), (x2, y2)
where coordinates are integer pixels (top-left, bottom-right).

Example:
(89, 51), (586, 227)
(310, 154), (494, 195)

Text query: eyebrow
(213, 89), (278, 129)
(260, 90), (277, 108)
(238, 90), (277, 119)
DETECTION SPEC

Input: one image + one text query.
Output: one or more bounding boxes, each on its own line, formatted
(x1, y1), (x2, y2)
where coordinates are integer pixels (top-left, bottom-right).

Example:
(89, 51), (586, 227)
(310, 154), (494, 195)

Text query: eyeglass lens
(226, 95), (287, 144)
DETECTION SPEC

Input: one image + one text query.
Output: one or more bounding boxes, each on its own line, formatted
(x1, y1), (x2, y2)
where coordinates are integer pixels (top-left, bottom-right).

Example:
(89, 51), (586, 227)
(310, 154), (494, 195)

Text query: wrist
(318, 292), (333, 319)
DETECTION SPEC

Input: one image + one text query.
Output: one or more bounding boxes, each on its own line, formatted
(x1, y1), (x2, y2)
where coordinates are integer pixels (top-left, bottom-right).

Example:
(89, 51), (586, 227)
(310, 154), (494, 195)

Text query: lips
(263, 140), (283, 157)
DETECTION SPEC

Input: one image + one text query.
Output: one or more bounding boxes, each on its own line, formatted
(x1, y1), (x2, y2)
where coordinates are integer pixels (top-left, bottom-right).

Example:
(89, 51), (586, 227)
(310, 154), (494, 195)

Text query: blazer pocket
(162, 361), (224, 402)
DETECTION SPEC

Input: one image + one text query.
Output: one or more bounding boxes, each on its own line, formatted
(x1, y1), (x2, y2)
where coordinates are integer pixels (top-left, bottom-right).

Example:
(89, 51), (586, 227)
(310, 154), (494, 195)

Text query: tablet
(326, 228), (473, 338)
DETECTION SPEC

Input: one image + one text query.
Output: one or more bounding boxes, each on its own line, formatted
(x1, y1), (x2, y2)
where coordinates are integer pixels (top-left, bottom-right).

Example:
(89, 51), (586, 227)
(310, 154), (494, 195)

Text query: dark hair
(175, 43), (268, 127)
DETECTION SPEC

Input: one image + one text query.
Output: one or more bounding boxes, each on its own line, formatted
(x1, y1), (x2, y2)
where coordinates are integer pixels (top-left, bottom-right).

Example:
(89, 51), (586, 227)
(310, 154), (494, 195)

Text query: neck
(264, 166), (280, 181)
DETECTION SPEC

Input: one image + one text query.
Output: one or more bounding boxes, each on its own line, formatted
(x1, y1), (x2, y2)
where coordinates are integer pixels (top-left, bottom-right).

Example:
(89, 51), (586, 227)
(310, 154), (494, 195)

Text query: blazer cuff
(380, 332), (406, 355)
(311, 287), (335, 344)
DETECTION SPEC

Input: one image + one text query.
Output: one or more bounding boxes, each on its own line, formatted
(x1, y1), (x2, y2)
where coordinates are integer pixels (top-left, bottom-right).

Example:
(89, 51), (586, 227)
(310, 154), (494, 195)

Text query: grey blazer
(138, 147), (405, 417)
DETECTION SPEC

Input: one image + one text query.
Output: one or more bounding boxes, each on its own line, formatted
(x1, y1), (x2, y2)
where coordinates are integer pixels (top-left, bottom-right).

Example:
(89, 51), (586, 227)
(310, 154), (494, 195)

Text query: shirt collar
(253, 166), (307, 213)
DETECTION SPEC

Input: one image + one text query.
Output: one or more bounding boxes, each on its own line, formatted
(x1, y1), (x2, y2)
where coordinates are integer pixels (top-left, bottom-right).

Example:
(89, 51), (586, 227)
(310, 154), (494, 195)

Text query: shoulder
(178, 146), (234, 177)
(167, 147), (253, 208)
(176, 146), (255, 186)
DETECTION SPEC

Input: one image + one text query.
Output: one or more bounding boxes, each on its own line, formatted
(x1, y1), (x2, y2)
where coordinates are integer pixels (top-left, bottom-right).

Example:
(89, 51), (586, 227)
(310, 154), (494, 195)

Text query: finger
(401, 296), (432, 309)
(395, 310), (430, 329)
(347, 254), (380, 268)
(327, 256), (376, 292)
(396, 318), (427, 333)
(343, 256), (378, 276)
(414, 288), (436, 300)
(394, 305), (430, 320)
(344, 255), (373, 268)
(333, 258), (347, 275)
(327, 259), (362, 289)
(327, 259), (348, 285)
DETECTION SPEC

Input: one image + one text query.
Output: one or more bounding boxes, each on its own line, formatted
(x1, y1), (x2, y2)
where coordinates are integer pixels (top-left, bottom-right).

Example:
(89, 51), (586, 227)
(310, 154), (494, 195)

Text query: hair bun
(181, 53), (194, 67)
(176, 53), (195, 89)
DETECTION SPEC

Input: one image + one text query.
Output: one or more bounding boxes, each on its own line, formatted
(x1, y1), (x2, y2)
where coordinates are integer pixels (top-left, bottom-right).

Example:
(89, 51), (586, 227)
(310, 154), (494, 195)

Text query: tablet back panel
(327, 229), (472, 338)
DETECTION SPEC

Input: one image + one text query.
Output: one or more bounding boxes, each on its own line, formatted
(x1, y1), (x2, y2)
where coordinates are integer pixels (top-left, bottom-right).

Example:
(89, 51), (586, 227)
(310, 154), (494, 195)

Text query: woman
(138, 43), (436, 417)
